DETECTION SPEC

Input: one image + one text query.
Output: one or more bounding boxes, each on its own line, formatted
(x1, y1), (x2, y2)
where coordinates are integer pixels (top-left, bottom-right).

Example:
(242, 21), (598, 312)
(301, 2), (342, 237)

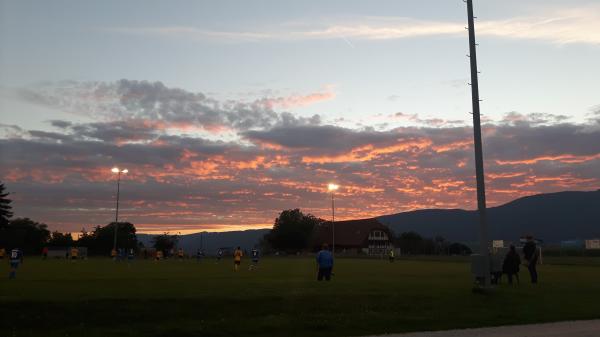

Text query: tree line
(261, 208), (472, 255)
(1, 182), (471, 256)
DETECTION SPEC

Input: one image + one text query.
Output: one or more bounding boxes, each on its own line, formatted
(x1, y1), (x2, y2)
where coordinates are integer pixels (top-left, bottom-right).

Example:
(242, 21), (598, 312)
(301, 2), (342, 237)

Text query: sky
(1, 0), (599, 234)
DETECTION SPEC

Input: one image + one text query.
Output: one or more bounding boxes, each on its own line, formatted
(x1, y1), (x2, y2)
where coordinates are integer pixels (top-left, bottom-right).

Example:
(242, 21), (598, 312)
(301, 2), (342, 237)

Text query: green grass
(1, 257), (600, 337)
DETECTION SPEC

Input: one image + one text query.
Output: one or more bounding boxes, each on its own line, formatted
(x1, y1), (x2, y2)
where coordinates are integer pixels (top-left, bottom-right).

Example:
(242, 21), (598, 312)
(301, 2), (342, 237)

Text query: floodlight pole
(113, 171), (122, 252)
(466, 0), (491, 287)
(331, 192), (335, 255)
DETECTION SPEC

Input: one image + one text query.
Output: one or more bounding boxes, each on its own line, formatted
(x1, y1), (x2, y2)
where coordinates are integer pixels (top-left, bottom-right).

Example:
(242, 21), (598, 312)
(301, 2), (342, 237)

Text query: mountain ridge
(138, 189), (600, 250)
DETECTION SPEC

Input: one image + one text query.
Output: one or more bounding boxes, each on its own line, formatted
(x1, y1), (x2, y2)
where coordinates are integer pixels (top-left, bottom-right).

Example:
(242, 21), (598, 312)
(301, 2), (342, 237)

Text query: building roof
(312, 218), (392, 248)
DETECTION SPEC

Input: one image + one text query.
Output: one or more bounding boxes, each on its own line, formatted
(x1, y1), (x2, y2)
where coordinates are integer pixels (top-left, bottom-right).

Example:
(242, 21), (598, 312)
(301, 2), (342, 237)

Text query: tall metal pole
(113, 171), (121, 252)
(331, 192), (335, 255)
(466, 0), (490, 287)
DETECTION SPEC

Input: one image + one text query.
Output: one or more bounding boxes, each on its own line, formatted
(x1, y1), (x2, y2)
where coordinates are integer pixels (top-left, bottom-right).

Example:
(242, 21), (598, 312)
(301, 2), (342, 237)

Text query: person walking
(249, 248), (259, 270)
(8, 248), (23, 279)
(522, 236), (539, 284)
(502, 245), (521, 285)
(233, 246), (243, 271)
(316, 244), (334, 281)
(216, 249), (223, 263)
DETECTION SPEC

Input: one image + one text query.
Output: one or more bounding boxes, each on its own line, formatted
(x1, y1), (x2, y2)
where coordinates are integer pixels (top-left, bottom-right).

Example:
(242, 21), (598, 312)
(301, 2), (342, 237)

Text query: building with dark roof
(312, 218), (394, 255)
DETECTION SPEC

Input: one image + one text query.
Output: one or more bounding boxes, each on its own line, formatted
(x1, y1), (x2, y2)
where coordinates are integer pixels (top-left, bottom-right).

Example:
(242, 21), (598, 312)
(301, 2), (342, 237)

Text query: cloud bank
(2, 80), (599, 233)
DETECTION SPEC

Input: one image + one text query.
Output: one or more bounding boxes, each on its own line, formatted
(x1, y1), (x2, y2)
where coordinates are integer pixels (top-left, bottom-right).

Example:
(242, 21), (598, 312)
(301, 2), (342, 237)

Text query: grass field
(2, 256), (600, 337)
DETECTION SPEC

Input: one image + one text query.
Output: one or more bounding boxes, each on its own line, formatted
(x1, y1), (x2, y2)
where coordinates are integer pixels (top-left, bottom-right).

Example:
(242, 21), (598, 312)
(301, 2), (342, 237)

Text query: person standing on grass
(503, 245), (520, 285)
(42, 246), (48, 260)
(523, 236), (539, 284)
(388, 248), (395, 263)
(178, 248), (184, 260)
(316, 244), (334, 281)
(249, 248), (259, 270)
(196, 249), (204, 262)
(216, 249), (223, 263)
(70, 247), (79, 260)
(0, 247), (5, 260)
(8, 248), (23, 279)
(233, 246), (243, 271)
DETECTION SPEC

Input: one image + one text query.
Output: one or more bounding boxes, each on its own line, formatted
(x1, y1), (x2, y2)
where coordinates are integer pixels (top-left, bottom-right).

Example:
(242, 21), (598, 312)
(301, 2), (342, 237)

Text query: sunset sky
(1, 0), (599, 234)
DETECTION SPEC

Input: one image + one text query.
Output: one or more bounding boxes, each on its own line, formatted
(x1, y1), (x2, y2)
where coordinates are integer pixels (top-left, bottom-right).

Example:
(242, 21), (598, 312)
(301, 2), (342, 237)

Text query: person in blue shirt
(216, 249), (223, 263)
(127, 248), (135, 261)
(9, 248), (23, 279)
(316, 244), (334, 281)
(249, 248), (260, 270)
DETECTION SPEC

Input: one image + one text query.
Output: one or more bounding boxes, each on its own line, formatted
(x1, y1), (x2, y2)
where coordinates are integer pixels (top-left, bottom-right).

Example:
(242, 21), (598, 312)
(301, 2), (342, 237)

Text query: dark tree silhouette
(0, 218), (50, 253)
(265, 209), (321, 252)
(0, 182), (13, 229)
(77, 222), (137, 255)
(48, 231), (75, 247)
(152, 233), (178, 253)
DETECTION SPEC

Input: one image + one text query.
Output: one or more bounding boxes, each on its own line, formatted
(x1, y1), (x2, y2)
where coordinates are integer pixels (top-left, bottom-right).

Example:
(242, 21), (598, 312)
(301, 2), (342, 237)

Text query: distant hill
(377, 189), (600, 243)
(138, 229), (270, 254)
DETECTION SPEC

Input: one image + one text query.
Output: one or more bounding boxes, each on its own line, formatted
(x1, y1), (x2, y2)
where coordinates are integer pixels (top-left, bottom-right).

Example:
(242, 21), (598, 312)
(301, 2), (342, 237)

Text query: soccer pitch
(2, 257), (600, 337)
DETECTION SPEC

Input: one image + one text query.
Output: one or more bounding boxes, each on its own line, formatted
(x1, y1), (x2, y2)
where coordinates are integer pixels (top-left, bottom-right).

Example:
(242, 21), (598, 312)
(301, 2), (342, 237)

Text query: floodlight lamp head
(111, 167), (120, 173)
(327, 183), (339, 192)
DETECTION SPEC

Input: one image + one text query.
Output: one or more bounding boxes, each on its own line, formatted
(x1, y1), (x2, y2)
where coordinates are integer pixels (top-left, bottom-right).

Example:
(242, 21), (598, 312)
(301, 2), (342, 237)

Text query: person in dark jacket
(502, 245), (521, 285)
(522, 236), (539, 284)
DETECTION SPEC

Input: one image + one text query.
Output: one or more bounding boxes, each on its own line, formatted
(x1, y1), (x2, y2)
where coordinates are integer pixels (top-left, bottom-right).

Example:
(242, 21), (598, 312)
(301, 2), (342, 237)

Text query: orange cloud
(302, 138), (432, 164)
(496, 153), (600, 165)
(259, 88), (335, 109)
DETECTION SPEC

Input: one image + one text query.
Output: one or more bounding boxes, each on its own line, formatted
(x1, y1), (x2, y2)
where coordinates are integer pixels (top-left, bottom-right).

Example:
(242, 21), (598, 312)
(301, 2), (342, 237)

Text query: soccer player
(388, 248), (395, 263)
(42, 246), (48, 260)
(178, 248), (184, 260)
(8, 248), (23, 279)
(216, 249), (223, 263)
(111, 248), (117, 260)
(0, 247), (5, 260)
(128, 248), (135, 261)
(156, 250), (163, 260)
(196, 249), (204, 262)
(233, 246), (243, 271)
(316, 244), (334, 281)
(249, 248), (259, 270)
(70, 247), (79, 260)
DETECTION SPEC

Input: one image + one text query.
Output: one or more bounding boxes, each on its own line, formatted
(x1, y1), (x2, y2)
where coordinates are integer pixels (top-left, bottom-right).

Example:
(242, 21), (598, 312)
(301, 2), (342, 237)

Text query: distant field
(2, 256), (600, 337)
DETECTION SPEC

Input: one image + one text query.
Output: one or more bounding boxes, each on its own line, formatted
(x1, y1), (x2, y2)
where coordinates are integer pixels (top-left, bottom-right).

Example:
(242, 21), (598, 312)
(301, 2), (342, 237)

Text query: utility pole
(466, 0), (490, 287)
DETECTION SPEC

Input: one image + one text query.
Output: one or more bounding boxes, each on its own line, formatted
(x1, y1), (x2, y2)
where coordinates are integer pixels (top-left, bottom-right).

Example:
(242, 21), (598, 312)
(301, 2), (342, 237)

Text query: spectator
(502, 245), (520, 285)
(522, 236), (539, 284)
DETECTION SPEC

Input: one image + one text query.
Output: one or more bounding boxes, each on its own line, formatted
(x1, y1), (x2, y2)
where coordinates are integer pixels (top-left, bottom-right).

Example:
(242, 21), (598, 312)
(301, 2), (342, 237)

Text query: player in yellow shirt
(0, 248), (5, 259)
(233, 247), (243, 271)
(111, 248), (117, 260)
(70, 247), (79, 260)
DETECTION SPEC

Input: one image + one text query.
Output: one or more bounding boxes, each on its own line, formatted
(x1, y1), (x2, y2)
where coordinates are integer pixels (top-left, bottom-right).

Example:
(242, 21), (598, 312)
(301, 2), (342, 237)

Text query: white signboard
(585, 239), (600, 250)
(492, 240), (504, 248)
